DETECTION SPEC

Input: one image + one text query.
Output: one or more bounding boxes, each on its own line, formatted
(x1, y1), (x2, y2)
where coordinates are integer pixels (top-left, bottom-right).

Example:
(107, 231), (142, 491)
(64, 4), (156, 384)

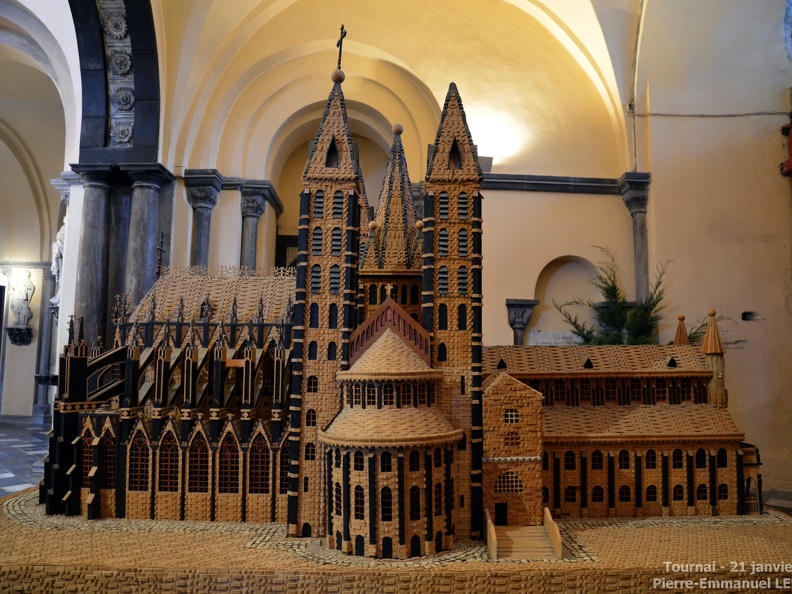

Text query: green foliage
(685, 314), (729, 345)
(553, 247), (670, 345)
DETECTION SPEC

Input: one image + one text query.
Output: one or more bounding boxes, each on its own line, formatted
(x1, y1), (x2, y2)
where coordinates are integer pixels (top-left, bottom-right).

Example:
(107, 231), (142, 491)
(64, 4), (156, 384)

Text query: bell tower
(422, 83), (484, 538)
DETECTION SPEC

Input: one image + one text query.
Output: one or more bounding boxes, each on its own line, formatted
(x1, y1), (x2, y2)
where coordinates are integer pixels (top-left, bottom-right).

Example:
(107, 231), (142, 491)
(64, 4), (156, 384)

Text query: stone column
(121, 164), (174, 304)
(619, 172), (651, 302)
(239, 181), (267, 270)
(505, 298), (539, 346)
(184, 170), (223, 268)
(33, 270), (56, 423)
(72, 164), (114, 347)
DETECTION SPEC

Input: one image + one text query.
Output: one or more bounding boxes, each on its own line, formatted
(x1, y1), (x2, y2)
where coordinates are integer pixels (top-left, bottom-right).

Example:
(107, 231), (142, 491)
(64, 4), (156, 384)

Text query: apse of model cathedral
(41, 65), (762, 560)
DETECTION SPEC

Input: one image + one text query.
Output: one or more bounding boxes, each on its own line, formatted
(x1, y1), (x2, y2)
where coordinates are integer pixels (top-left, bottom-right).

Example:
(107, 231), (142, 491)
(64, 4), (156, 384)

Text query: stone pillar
(239, 182), (267, 270)
(184, 170), (223, 268)
(619, 172), (651, 302)
(121, 164), (173, 304)
(33, 270), (56, 422)
(72, 164), (114, 348)
(505, 299), (539, 346)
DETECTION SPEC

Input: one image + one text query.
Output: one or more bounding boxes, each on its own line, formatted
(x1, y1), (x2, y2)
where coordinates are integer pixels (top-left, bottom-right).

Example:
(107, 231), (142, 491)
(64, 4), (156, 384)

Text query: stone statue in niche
(50, 213), (67, 308)
(6, 268), (35, 345)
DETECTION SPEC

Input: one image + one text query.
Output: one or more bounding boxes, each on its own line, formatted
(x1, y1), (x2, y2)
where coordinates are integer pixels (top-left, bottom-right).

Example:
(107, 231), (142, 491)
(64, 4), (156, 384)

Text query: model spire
(673, 314), (690, 346)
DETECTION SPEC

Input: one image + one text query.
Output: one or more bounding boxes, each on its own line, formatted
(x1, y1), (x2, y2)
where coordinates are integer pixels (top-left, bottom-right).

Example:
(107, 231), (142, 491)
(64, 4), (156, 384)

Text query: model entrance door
(494, 502), (508, 526)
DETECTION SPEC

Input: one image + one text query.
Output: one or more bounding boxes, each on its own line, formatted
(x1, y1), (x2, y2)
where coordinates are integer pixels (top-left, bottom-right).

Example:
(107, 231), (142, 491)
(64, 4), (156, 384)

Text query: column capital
(505, 299), (539, 331)
(184, 169), (223, 210)
(70, 163), (117, 188)
(241, 193), (266, 219)
(618, 171), (651, 215)
(120, 163), (174, 188)
(50, 171), (82, 205)
(240, 178), (283, 217)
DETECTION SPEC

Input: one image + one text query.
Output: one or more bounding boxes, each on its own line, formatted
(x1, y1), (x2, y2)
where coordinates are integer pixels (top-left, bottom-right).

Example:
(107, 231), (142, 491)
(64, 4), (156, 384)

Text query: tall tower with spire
(358, 123), (423, 323)
(422, 83), (484, 538)
(287, 63), (367, 537)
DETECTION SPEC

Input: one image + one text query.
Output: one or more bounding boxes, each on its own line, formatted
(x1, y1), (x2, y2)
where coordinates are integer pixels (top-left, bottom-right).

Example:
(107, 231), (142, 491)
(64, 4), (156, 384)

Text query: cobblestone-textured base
(3, 489), (792, 593)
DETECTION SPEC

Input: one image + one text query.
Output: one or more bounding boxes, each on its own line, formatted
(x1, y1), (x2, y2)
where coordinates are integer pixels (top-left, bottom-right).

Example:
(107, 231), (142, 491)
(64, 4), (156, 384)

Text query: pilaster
(184, 169), (223, 268)
(619, 172), (651, 302)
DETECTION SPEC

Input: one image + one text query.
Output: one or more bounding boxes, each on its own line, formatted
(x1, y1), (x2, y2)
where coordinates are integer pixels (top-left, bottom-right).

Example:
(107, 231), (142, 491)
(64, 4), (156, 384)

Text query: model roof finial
(336, 24), (347, 70)
(673, 314), (690, 346)
(702, 309), (725, 354)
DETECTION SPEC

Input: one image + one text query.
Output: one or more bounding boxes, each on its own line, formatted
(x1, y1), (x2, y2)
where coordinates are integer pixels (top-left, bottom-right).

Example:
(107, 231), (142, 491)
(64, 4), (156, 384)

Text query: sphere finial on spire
(392, 123), (404, 136)
(331, 69), (345, 84)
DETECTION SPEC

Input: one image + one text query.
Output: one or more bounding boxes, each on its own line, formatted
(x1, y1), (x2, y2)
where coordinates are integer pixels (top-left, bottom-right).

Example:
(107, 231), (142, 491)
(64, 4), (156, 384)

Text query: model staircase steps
(494, 525), (557, 560)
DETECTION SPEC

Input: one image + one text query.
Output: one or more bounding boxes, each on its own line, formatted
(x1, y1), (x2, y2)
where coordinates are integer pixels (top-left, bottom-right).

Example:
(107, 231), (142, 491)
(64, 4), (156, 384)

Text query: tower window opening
(326, 138), (339, 168)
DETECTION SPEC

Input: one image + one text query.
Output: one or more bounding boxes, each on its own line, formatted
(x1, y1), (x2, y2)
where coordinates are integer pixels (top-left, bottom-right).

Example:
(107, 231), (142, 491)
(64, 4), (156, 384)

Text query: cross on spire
(336, 24), (347, 70)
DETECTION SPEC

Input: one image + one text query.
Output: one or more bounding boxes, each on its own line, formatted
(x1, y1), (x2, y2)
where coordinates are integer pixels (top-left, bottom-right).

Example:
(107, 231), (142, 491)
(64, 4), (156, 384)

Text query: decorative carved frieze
(97, 0), (134, 146)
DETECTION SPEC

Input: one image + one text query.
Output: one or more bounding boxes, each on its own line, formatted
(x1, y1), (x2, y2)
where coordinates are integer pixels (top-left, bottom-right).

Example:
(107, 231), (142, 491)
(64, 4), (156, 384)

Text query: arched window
(672, 449), (684, 469)
(457, 266), (468, 295)
(618, 485), (631, 502)
(604, 378), (617, 402)
(448, 141), (462, 170)
(310, 265), (321, 294)
(618, 450), (630, 470)
(329, 265), (340, 294)
(328, 304), (338, 329)
(305, 443), (316, 461)
(366, 384), (376, 406)
(188, 433), (209, 493)
(717, 448), (728, 468)
(381, 487), (393, 522)
(327, 342), (337, 360)
(591, 450), (604, 470)
(308, 341), (317, 360)
(219, 434), (240, 494)
(417, 384), (427, 405)
(438, 266), (449, 295)
(434, 483), (443, 516)
(646, 485), (658, 502)
(249, 434), (270, 494)
(401, 384), (412, 406)
(564, 486), (576, 503)
(554, 379), (566, 401)
(331, 227), (342, 256)
(458, 304), (467, 330)
(158, 432), (179, 492)
(369, 284), (377, 305)
(437, 343), (447, 362)
(579, 379), (591, 402)
(410, 486), (421, 520)
(673, 484), (684, 501)
(542, 486), (549, 503)
(128, 432), (149, 492)
(438, 304), (448, 330)
(334, 483), (342, 516)
(100, 432), (116, 489)
(438, 192), (449, 219)
(279, 444), (290, 494)
(409, 450), (420, 471)
(410, 284), (420, 305)
(645, 449), (657, 469)
(630, 378), (642, 402)
(564, 451), (576, 471)
(311, 227), (322, 256)
(458, 229), (468, 258)
(504, 432), (519, 448)
(434, 448), (442, 468)
(696, 484), (707, 501)
(383, 384), (394, 406)
(380, 451), (392, 473)
(333, 191), (343, 219)
(304, 476), (309, 492)
(81, 432), (93, 487)
(306, 409), (317, 427)
(401, 284), (407, 305)
(313, 191), (324, 218)
(655, 378), (667, 402)
(335, 448), (341, 468)
(307, 376), (318, 393)
(592, 486), (604, 503)
(309, 303), (319, 328)
(542, 452), (548, 471)
(504, 409), (519, 423)
(718, 484), (728, 500)
(696, 448), (707, 469)
(458, 192), (468, 219)
(438, 229), (449, 257)
(494, 471), (523, 493)
(353, 385), (362, 406)
(354, 451), (364, 471)
(326, 139), (339, 168)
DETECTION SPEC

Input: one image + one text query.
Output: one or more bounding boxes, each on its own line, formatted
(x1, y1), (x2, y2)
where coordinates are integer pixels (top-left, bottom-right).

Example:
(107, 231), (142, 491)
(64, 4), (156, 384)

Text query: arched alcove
(531, 256), (600, 337)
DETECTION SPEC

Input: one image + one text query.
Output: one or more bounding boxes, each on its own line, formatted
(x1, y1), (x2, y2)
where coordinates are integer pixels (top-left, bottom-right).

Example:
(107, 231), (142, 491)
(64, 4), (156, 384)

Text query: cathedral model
(40, 64), (762, 560)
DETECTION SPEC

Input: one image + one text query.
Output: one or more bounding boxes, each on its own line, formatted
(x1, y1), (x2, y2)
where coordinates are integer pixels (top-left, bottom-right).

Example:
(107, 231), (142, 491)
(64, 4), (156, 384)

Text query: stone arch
(530, 255), (600, 336)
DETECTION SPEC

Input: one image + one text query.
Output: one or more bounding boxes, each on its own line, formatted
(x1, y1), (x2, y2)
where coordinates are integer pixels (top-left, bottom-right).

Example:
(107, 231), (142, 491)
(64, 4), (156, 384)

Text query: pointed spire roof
(303, 69), (362, 183)
(426, 83), (483, 182)
(673, 315), (690, 346)
(702, 309), (725, 355)
(362, 124), (420, 271)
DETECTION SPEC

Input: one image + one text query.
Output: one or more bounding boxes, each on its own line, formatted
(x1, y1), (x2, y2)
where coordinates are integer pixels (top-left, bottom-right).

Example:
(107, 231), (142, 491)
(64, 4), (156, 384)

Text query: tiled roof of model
(543, 404), (743, 443)
(361, 125), (420, 271)
(126, 267), (294, 347)
(319, 406), (462, 447)
(338, 328), (443, 380)
(483, 345), (710, 376)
